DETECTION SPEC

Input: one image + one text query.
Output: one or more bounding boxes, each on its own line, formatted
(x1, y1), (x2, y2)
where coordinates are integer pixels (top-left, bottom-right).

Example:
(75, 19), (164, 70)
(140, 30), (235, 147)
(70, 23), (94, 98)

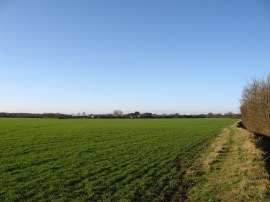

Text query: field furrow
(0, 118), (235, 201)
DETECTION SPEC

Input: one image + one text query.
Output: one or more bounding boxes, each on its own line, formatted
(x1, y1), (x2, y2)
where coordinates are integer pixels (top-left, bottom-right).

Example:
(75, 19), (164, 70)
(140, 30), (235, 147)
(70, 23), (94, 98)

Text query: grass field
(0, 118), (235, 201)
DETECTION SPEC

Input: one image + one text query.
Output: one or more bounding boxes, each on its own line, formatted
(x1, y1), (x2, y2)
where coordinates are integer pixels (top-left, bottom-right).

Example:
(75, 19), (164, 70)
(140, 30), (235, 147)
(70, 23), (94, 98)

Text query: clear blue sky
(1, 0), (270, 114)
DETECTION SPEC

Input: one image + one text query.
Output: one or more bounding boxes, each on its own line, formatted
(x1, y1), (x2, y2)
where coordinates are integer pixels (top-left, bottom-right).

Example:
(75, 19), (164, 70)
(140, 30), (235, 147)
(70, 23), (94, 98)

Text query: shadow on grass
(237, 121), (270, 176)
(236, 121), (245, 129)
(254, 133), (270, 175)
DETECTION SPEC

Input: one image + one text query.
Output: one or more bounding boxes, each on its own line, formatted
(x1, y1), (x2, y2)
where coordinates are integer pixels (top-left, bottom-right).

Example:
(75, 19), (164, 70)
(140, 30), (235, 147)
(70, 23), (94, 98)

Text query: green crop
(0, 118), (235, 201)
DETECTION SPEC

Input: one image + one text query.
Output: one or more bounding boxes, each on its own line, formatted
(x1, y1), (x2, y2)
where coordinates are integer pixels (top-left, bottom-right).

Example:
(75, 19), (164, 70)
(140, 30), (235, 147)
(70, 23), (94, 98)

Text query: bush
(241, 75), (270, 135)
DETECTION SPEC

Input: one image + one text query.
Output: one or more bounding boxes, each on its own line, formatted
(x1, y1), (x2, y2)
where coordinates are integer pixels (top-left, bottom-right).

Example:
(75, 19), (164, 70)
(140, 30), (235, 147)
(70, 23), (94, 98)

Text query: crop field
(0, 118), (235, 201)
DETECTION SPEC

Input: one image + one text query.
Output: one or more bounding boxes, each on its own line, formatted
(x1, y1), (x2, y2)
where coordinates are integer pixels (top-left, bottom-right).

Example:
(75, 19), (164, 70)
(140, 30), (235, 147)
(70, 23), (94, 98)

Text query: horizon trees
(113, 110), (123, 118)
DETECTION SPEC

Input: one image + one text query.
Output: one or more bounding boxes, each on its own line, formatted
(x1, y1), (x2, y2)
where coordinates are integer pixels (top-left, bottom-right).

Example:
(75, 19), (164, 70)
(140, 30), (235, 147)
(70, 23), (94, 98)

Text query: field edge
(185, 122), (270, 201)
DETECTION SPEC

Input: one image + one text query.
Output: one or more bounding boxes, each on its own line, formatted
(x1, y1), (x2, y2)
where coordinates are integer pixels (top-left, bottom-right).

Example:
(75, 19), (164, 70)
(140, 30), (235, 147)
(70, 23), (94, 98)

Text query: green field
(0, 118), (235, 201)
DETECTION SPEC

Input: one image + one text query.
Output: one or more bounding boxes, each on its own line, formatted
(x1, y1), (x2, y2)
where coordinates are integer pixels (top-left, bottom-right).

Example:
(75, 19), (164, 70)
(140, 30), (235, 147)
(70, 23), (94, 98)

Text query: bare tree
(113, 110), (123, 118)
(241, 74), (270, 135)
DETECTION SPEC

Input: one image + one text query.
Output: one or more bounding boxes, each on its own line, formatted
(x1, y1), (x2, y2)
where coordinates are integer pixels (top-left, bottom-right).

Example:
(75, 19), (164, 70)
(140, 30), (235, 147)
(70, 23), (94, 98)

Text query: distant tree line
(0, 111), (240, 119)
(241, 75), (270, 136)
(0, 113), (72, 119)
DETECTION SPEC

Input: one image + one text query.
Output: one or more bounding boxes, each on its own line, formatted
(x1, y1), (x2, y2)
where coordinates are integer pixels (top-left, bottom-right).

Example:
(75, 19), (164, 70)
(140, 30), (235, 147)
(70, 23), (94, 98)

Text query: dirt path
(186, 123), (270, 201)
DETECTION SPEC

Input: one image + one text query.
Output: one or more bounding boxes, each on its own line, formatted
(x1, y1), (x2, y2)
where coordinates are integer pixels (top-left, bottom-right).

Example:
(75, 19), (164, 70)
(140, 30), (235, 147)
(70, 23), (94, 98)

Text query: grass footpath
(186, 123), (270, 201)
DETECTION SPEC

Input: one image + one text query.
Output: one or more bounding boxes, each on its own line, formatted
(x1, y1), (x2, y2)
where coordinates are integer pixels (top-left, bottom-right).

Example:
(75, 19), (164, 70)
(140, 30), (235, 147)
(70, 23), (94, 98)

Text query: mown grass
(0, 118), (235, 201)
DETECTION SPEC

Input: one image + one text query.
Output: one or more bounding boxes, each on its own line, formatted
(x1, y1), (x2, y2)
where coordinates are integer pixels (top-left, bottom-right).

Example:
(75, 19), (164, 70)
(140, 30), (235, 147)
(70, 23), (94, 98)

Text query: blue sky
(1, 0), (270, 114)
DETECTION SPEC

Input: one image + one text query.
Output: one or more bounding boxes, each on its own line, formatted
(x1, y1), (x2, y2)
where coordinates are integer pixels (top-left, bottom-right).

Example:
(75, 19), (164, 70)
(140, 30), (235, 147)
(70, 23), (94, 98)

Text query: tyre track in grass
(186, 123), (270, 201)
